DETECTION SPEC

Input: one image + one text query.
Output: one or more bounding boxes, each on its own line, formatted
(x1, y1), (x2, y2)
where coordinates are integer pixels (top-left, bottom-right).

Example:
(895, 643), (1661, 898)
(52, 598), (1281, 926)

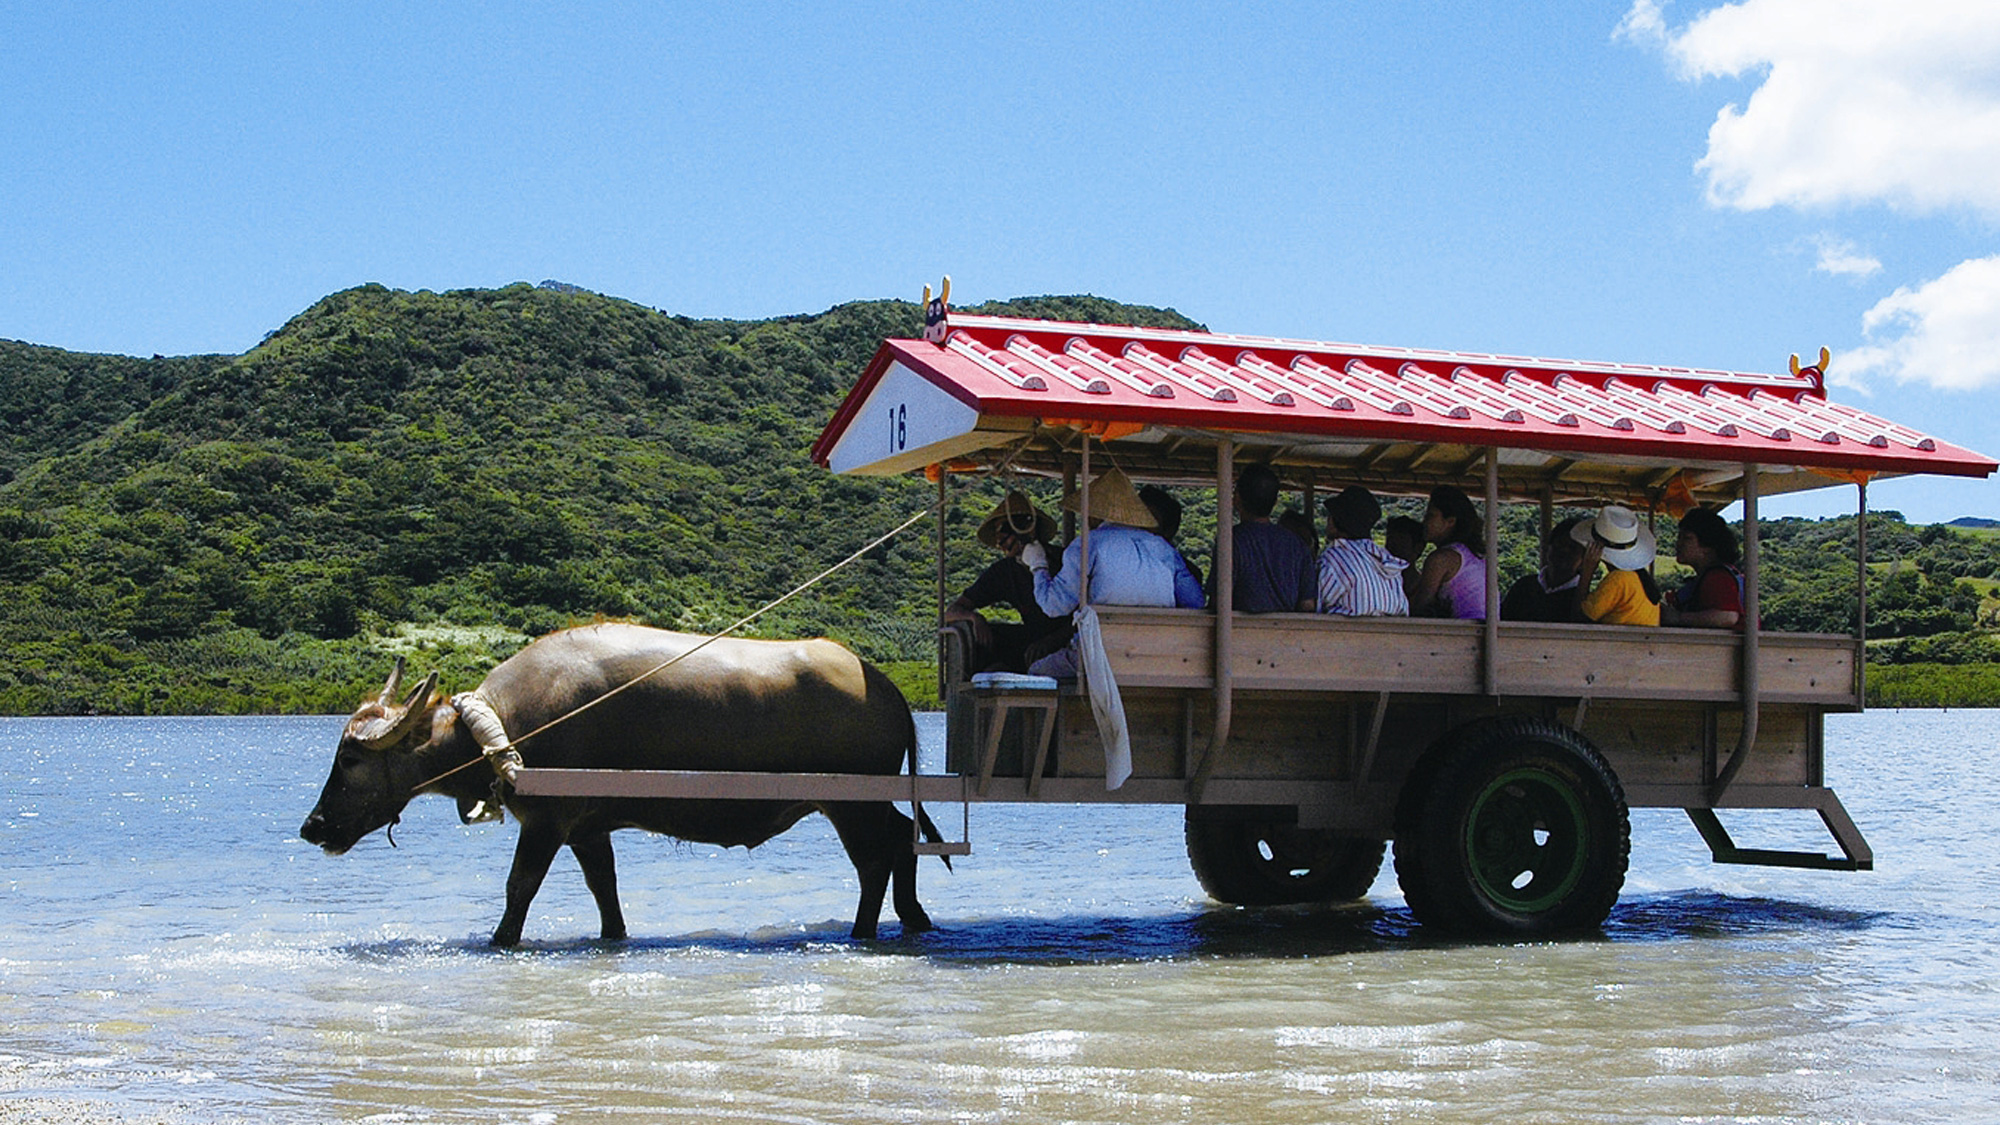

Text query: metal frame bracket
(1684, 788), (1873, 871)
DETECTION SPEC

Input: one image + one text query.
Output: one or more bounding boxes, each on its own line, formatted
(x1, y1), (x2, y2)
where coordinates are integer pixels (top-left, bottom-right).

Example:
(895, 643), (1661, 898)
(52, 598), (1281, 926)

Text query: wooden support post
(1079, 436), (1092, 608)
(1712, 465), (1761, 802)
(1356, 690), (1391, 784)
(1302, 478), (1316, 550)
(935, 467), (948, 627)
(1483, 447), (1501, 696)
(1539, 488), (1554, 569)
(1062, 462), (1077, 544)
(1191, 438), (1236, 801)
(1856, 480), (1869, 709)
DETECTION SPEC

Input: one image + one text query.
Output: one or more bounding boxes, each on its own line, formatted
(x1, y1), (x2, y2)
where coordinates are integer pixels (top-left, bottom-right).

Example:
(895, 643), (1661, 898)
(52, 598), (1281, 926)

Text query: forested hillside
(0, 284), (1198, 713)
(1, 282), (1995, 714)
(1, 342), (230, 484)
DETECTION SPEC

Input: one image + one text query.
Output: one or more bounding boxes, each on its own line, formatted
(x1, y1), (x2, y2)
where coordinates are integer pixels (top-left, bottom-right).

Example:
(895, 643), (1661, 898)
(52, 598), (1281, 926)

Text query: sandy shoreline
(1, 1058), (242, 1125)
(0, 1095), (212, 1125)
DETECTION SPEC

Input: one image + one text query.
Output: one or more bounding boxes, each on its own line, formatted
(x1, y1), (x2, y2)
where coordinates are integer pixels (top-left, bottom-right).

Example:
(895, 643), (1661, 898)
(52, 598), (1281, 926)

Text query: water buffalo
(300, 623), (939, 945)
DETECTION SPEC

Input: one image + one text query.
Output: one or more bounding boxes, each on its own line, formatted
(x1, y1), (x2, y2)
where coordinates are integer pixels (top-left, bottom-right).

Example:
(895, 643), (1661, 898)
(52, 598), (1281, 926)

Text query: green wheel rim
(1463, 767), (1589, 914)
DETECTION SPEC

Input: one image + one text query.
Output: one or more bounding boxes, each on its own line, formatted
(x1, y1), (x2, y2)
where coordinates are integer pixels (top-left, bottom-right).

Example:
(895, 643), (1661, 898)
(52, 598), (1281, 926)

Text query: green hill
(0, 284), (1199, 714)
(1, 341), (230, 484)
(3, 281), (1997, 714)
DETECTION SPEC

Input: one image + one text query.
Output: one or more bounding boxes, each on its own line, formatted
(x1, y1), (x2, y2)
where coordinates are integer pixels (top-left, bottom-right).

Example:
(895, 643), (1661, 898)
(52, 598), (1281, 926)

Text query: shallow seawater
(2, 710), (1997, 1123)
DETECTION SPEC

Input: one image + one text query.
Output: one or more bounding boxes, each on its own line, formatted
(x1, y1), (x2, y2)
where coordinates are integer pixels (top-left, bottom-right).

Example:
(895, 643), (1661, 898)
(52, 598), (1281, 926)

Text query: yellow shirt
(1581, 567), (1661, 627)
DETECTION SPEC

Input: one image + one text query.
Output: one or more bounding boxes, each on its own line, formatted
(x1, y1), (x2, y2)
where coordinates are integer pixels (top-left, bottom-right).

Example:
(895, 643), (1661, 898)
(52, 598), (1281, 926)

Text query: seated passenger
(1022, 467), (1203, 676)
(1383, 515), (1425, 602)
(1661, 507), (1745, 629)
(1139, 484), (1203, 589)
(1500, 516), (1589, 623)
(942, 491), (1067, 672)
(1217, 463), (1315, 613)
(1316, 487), (1409, 616)
(1277, 507), (1319, 556)
(1410, 485), (1488, 620)
(1573, 506), (1662, 626)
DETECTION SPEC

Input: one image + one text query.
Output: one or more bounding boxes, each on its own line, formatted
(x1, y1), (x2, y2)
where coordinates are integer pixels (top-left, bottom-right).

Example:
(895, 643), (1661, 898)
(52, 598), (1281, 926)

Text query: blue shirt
(1033, 524), (1206, 616)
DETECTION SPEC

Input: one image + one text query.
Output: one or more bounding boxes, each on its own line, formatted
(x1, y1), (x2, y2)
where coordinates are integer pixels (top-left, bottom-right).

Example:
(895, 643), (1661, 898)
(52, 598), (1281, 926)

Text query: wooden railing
(1087, 607), (1858, 707)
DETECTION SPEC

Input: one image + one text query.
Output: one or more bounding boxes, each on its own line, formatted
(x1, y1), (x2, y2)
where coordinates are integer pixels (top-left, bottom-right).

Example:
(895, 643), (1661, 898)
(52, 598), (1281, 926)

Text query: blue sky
(4, 1), (1997, 521)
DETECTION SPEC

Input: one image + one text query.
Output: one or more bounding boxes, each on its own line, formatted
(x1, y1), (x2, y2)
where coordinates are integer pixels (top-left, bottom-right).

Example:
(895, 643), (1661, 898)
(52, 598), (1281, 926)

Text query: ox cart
(516, 307), (1994, 937)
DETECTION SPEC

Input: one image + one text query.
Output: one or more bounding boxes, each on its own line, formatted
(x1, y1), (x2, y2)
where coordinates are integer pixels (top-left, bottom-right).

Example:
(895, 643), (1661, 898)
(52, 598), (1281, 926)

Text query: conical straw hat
(1062, 466), (1157, 531)
(976, 491), (1057, 548)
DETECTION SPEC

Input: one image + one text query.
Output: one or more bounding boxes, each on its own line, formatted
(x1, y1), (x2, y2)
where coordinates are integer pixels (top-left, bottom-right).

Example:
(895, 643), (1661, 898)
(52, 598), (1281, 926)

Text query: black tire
(1394, 717), (1628, 936)
(1185, 811), (1386, 906)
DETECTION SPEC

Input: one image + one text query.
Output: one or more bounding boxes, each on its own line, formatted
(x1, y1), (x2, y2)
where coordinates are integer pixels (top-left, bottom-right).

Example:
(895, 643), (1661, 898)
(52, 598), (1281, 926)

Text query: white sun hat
(1571, 505), (1657, 570)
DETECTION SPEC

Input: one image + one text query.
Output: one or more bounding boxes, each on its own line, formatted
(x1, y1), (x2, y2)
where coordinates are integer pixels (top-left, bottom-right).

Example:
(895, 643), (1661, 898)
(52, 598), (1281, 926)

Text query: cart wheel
(1394, 717), (1628, 935)
(1185, 811), (1386, 906)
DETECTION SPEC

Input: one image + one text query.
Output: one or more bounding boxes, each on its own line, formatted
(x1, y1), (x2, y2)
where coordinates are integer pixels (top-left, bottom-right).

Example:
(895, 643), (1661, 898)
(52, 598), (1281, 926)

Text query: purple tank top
(1440, 542), (1487, 621)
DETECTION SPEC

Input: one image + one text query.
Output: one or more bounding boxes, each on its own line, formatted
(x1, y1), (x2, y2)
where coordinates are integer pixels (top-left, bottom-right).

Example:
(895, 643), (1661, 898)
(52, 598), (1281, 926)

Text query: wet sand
(1, 1058), (237, 1125)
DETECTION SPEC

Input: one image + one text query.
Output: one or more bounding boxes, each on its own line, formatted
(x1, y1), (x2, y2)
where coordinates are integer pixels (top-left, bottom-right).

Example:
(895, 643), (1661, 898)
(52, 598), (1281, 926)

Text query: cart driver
(942, 491), (1068, 672)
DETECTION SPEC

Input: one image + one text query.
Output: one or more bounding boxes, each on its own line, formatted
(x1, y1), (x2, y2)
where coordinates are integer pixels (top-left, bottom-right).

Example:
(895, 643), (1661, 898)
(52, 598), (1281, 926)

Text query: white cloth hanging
(1072, 606), (1132, 790)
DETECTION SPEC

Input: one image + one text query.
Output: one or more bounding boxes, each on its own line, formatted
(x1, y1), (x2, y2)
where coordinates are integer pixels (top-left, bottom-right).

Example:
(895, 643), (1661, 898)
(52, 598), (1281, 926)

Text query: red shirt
(1674, 565), (1744, 629)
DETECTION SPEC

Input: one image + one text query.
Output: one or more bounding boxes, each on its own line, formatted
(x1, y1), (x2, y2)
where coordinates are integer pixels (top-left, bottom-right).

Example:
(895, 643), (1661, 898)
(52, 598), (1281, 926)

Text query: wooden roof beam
(1450, 450), (1491, 478)
(1359, 443), (1400, 471)
(1405, 444), (1460, 473)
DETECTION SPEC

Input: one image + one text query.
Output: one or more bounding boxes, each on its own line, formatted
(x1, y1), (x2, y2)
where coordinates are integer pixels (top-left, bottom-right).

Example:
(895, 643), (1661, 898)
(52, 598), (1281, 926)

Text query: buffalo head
(300, 658), (444, 854)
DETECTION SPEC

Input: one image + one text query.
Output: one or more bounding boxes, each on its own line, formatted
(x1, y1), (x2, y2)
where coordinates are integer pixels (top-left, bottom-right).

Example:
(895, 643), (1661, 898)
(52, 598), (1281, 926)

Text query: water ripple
(5, 712), (2000, 1123)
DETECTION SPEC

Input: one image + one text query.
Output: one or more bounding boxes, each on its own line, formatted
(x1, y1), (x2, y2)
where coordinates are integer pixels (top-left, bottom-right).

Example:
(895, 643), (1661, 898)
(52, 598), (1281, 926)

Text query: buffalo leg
(825, 803), (931, 939)
(823, 803), (892, 939)
(886, 807), (934, 934)
(492, 820), (565, 947)
(569, 830), (628, 942)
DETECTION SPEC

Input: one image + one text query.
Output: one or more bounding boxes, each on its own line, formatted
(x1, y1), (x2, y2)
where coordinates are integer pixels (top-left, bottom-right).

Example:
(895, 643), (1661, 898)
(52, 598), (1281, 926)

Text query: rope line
(411, 498), (944, 793)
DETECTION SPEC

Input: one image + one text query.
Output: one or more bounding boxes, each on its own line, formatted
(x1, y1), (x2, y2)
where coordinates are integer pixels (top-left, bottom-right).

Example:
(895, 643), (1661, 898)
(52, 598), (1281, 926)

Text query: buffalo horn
(355, 669), (442, 750)
(377, 656), (407, 707)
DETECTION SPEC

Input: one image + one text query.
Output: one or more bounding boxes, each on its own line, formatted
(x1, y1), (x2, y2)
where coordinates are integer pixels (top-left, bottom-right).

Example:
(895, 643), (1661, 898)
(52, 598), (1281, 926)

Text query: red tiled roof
(813, 314), (1994, 483)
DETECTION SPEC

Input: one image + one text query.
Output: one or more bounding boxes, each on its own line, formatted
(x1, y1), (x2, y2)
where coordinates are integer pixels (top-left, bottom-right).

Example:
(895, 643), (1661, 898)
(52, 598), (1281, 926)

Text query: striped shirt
(1317, 537), (1410, 617)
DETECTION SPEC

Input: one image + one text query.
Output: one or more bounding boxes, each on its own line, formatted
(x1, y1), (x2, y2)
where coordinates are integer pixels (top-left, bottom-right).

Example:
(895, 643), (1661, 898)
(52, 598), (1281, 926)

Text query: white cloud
(1611, 0), (1667, 45)
(1628, 0), (2000, 216)
(1837, 255), (2000, 391)
(1626, 2), (2000, 392)
(1811, 235), (1881, 279)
